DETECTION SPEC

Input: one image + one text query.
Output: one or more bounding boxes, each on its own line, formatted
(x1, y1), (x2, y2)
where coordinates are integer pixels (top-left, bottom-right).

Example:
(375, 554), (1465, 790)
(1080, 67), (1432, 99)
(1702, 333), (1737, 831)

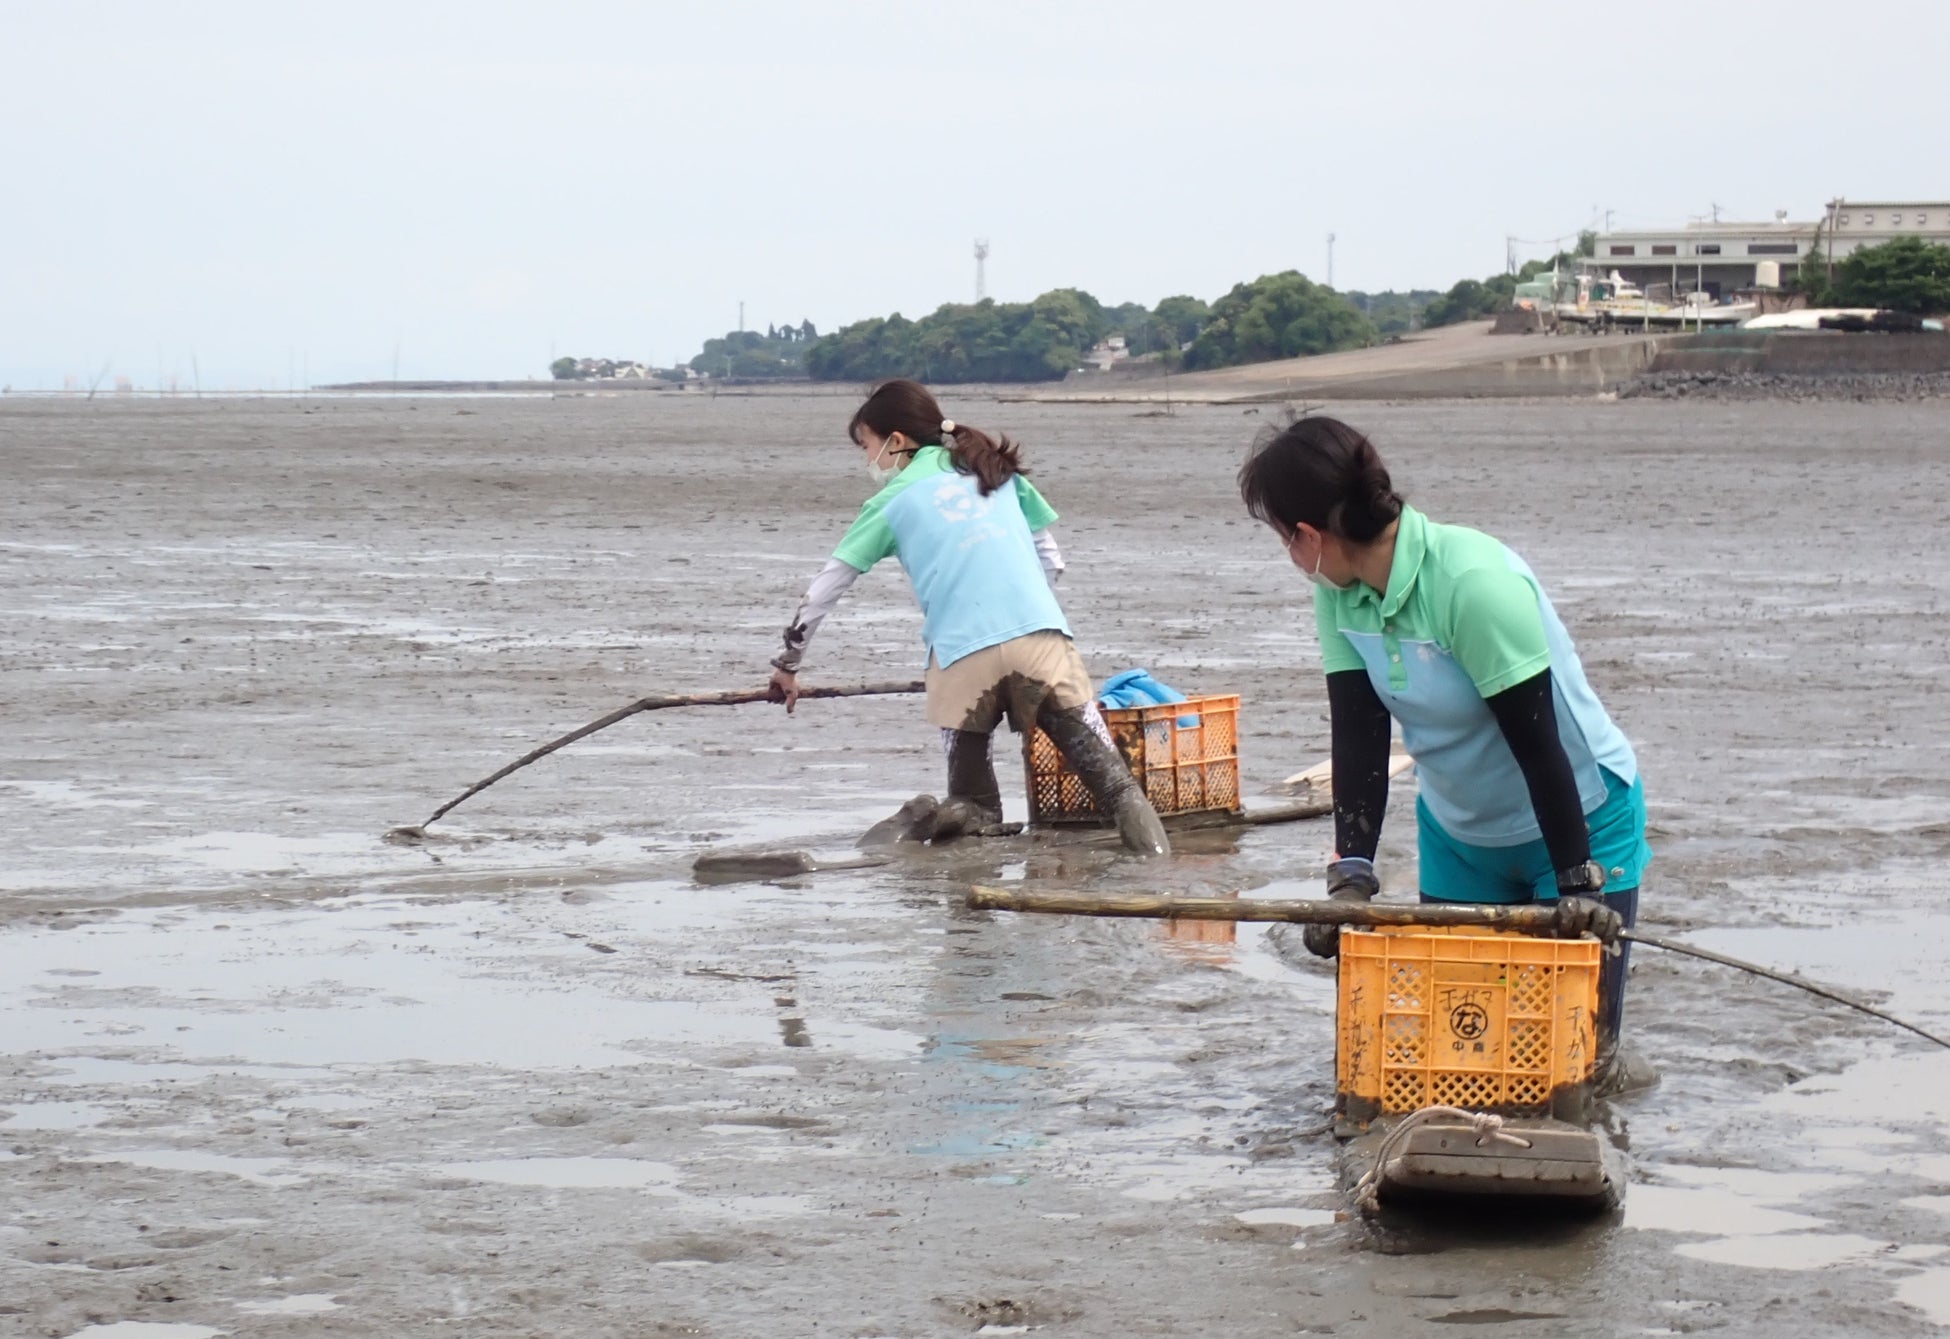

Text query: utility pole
(1326, 233), (1336, 288)
(974, 239), (990, 302)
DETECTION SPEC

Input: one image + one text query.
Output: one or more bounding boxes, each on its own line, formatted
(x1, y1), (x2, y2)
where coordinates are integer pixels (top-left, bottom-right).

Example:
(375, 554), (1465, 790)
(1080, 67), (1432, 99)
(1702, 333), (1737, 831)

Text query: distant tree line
(690, 321), (819, 379)
(639, 229), (1950, 388)
(800, 289), (1196, 383)
(799, 278), (1391, 383)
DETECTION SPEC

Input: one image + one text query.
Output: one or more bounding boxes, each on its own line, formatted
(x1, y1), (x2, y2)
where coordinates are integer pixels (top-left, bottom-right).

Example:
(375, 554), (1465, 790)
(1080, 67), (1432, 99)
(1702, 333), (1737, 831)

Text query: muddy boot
(1592, 1043), (1659, 1098)
(931, 731), (1005, 842)
(860, 794), (940, 847)
(1038, 706), (1170, 856)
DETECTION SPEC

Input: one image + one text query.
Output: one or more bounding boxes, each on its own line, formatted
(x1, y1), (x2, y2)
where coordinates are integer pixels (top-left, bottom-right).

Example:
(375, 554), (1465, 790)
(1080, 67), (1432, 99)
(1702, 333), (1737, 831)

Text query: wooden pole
(395, 679), (925, 835)
(966, 885), (1565, 932)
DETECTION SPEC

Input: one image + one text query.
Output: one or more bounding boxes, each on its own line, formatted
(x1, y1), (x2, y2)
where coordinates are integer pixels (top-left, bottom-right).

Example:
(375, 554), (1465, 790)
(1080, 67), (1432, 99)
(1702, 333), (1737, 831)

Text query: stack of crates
(1025, 693), (1241, 827)
(1335, 925), (1601, 1127)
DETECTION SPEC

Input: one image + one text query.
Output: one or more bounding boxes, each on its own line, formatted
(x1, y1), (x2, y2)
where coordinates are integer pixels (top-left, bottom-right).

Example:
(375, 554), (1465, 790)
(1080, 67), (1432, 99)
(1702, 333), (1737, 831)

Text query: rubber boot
(931, 730), (1006, 842)
(1038, 705), (1170, 856)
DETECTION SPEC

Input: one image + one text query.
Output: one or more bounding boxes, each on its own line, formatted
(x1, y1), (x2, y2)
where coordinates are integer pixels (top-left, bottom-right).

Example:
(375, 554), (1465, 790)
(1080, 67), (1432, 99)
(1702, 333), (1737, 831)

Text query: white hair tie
(940, 419), (956, 436)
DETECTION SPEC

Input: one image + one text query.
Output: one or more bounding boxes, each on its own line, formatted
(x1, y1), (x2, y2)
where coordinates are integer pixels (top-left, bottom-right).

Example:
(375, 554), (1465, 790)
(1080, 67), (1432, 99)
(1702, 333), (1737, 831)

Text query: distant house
(1082, 334), (1129, 373)
(570, 357), (663, 380)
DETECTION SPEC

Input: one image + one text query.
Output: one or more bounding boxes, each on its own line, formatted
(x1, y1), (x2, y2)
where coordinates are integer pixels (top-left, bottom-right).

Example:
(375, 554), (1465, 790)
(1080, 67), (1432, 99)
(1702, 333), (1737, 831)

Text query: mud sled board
(1339, 1111), (1625, 1215)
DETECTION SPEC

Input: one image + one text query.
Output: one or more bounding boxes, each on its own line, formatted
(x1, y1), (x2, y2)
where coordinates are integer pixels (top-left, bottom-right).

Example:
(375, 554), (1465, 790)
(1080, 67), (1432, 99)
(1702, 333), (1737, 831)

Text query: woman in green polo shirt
(1238, 416), (1650, 1054)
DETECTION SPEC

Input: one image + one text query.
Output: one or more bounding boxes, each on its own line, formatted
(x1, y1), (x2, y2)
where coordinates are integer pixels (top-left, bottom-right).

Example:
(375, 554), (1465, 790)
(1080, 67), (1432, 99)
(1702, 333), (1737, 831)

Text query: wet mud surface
(4, 393), (1950, 1335)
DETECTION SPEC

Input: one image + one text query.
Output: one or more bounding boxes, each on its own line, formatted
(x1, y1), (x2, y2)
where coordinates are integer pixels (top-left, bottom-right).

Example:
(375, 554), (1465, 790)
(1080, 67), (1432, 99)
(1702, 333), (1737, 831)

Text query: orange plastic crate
(1025, 693), (1241, 825)
(1336, 925), (1600, 1121)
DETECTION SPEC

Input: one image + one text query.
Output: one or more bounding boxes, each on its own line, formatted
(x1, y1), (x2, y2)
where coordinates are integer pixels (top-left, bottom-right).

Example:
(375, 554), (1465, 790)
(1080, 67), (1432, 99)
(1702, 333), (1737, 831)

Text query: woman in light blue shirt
(767, 379), (1167, 855)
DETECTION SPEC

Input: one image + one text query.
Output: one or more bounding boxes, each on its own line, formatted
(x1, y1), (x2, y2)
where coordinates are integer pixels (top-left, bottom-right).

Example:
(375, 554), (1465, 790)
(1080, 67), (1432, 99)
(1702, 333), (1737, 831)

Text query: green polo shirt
(1313, 506), (1638, 846)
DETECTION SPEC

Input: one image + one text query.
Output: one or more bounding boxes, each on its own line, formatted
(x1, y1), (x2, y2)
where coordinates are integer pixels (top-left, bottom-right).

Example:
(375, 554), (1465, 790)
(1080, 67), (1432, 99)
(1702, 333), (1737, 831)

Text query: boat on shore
(1554, 270), (1755, 329)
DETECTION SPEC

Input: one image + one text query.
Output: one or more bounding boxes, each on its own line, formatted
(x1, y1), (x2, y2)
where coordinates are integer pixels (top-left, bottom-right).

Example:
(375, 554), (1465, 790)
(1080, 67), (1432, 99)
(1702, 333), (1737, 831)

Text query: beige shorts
(925, 631), (1095, 733)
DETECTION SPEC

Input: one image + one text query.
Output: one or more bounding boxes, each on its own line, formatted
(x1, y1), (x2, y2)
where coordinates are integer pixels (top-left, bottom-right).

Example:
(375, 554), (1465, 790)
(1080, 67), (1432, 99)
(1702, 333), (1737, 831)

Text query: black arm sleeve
(1482, 667), (1592, 876)
(1326, 669), (1393, 862)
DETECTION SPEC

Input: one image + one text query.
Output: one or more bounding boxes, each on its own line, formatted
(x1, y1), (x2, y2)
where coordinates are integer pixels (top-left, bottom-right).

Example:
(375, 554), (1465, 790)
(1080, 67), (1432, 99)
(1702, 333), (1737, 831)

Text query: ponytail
(942, 422), (1025, 496)
(849, 379), (1026, 496)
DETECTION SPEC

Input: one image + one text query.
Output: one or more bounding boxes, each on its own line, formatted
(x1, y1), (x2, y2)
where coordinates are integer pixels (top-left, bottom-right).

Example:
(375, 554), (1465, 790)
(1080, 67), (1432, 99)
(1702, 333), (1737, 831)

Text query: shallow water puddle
(77, 1149), (305, 1186)
(1625, 1186), (1827, 1237)
(1896, 1269), (1950, 1325)
(232, 1295), (340, 1315)
(0, 897), (923, 1071)
(1765, 1049), (1950, 1126)
(1, 1100), (119, 1130)
(1693, 918), (1950, 1027)
(1674, 1232), (1882, 1270)
(1234, 1207), (1337, 1228)
(436, 1157), (681, 1189)
(1115, 1153), (1252, 1202)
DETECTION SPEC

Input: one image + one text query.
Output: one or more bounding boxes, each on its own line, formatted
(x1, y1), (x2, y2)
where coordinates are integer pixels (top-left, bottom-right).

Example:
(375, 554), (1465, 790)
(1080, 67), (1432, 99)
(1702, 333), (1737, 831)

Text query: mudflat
(4, 392), (1950, 1336)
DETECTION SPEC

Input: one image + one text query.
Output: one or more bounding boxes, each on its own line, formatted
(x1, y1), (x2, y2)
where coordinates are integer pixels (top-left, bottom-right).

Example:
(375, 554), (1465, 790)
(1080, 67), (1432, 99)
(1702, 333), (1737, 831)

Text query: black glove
(1552, 895), (1623, 944)
(1302, 857), (1381, 959)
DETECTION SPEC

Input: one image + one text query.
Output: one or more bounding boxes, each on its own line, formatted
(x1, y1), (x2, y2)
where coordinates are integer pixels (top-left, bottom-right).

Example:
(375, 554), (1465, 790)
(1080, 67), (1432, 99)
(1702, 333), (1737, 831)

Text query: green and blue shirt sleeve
(1441, 564), (1552, 696)
(1014, 475), (1059, 531)
(831, 489), (901, 573)
(1312, 589), (1368, 676)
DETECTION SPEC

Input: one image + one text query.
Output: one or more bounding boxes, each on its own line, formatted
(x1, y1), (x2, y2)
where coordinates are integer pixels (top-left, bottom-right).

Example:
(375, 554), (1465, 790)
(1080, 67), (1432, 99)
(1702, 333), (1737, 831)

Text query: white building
(1591, 199), (1950, 298)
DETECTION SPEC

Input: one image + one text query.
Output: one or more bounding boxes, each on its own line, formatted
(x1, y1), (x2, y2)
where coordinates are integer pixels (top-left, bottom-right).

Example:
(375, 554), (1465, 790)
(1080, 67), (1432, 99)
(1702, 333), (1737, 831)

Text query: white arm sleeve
(774, 558), (862, 671)
(1033, 528), (1065, 586)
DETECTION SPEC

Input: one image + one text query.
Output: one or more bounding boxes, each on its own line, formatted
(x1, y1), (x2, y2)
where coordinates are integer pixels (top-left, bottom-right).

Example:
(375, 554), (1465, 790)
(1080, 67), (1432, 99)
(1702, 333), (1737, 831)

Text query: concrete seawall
(1026, 324), (1678, 404)
(1648, 330), (1950, 376)
(1256, 335), (1666, 400)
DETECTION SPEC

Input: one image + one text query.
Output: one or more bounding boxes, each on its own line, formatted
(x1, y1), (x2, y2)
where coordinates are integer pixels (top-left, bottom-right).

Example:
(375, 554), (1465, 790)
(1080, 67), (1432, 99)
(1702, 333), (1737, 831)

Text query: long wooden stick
(397, 679), (924, 834)
(966, 885), (1564, 931)
(966, 886), (1950, 1051)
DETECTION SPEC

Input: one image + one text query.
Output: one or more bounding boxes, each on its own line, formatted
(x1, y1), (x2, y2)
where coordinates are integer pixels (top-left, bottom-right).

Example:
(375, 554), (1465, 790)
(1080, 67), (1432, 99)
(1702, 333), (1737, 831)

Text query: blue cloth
(1417, 767), (1651, 905)
(1097, 669), (1198, 727)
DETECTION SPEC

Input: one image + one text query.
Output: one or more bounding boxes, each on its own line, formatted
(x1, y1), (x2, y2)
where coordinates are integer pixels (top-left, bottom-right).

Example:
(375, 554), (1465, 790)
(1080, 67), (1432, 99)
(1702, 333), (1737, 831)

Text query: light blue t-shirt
(1314, 506), (1638, 847)
(833, 445), (1071, 668)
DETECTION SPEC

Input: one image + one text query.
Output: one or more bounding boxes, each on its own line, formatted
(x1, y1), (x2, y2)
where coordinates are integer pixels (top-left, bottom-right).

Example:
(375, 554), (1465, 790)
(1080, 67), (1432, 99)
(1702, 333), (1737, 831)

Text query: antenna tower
(973, 239), (990, 302)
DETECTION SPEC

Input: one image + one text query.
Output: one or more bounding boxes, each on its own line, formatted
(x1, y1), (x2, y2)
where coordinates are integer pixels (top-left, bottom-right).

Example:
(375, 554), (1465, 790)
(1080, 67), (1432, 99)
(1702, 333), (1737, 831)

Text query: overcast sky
(4, 0), (1945, 387)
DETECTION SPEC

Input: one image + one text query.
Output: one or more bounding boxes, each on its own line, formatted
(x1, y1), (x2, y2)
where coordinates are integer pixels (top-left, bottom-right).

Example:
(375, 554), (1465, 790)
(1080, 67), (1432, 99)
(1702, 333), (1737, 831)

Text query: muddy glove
(766, 666), (800, 714)
(1302, 857), (1381, 959)
(1552, 895), (1623, 945)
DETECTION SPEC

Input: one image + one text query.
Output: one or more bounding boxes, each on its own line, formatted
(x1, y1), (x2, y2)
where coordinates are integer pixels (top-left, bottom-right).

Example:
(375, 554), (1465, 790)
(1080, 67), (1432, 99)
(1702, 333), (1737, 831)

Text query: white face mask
(864, 438), (903, 486)
(1291, 527), (1355, 591)
(1305, 550), (1356, 592)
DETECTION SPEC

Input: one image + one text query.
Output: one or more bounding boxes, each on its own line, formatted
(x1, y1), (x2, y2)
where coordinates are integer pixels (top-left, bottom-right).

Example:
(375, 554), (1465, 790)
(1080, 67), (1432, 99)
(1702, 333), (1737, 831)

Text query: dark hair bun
(1237, 416), (1403, 543)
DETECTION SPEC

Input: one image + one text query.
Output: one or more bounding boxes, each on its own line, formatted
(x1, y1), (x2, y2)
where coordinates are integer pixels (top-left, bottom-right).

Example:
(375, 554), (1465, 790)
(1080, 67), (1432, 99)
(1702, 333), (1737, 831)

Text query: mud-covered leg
(930, 729), (1007, 841)
(1037, 703), (1170, 856)
(1590, 885), (1649, 1095)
